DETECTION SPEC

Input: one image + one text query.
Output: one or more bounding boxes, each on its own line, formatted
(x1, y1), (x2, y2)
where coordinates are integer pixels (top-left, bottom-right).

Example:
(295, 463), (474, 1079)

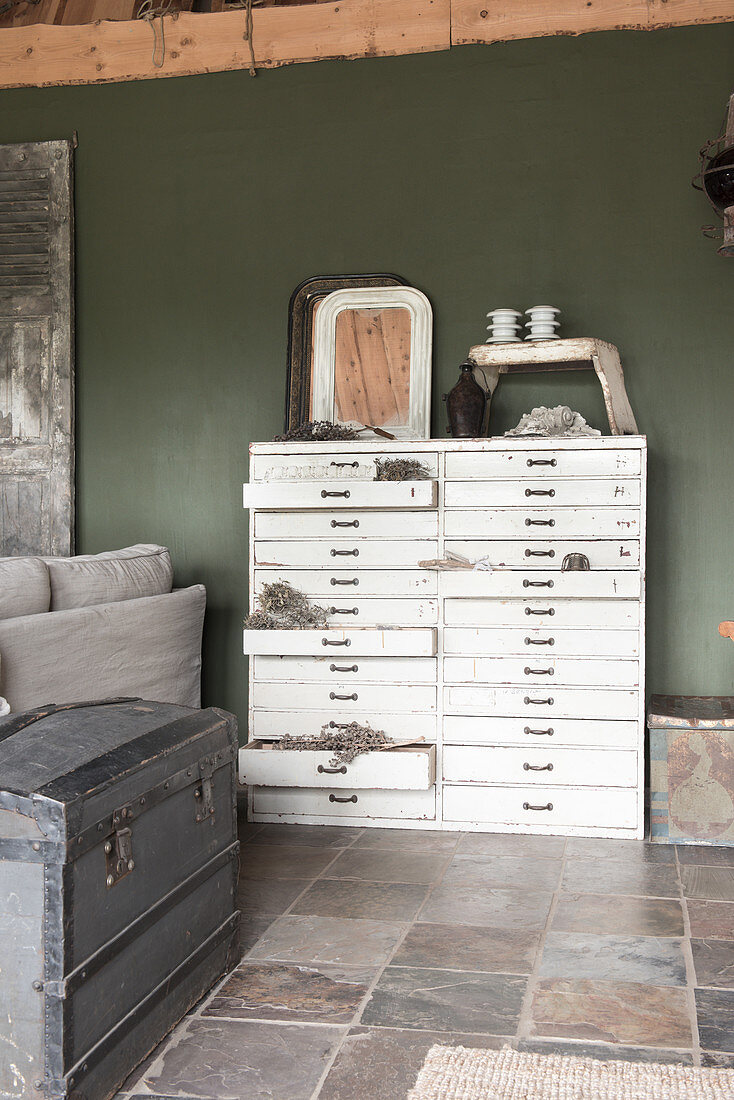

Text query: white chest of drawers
(241, 437), (647, 838)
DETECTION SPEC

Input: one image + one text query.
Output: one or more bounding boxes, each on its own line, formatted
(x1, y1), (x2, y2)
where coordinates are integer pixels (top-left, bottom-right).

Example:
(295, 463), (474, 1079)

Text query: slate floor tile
(247, 914), (405, 967)
(517, 1039), (693, 1064)
(391, 922), (539, 975)
(687, 901), (734, 940)
(696, 988), (734, 1051)
(361, 966), (526, 1034)
(420, 884), (553, 930)
(564, 838), (676, 864)
(539, 931), (687, 986)
(692, 938), (734, 989)
(142, 1018), (344, 1099)
(318, 1026), (505, 1100)
(237, 878), (311, 916)
(680, 865), (734, 901)
(444, 854), (562, 891)
(350, 828), (460, 852)
(455, 831), (565, 860)
(252, 824), (363, 849)
(552, 893), (685, 938)
(701, 1050), (734, 1067)
(530, 978), (692, 1047)
(238, 916), (273, 954)
(203, 960), (374, 1023)
(240, 844), (340, 880)
(561, 861), (680, 898)
(676, 844), (734, 867)
(326, 848), (449, 884)
(291, 878), (429, 921)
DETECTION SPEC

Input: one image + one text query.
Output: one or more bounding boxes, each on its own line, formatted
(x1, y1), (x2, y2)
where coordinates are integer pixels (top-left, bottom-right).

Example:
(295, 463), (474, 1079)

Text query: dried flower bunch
(243, 581), (331, 630)
(374, 458), (431, 482)
(273, 420), (359, 443)
(277, 721), (393, 767)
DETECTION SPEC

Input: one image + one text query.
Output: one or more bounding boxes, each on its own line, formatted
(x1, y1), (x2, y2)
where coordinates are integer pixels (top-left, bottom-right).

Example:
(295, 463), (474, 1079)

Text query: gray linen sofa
(0, 544), (205, 712)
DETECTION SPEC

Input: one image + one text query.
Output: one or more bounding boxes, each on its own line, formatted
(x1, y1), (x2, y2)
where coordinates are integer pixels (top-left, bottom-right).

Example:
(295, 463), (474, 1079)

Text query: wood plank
(451, 0), (734, 45)
(0, 0), (450, 89)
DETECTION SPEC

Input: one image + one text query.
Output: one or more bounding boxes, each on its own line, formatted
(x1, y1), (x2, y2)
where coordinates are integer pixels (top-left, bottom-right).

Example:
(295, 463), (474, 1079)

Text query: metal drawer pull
(527, 458), (557, 467)
(328, 721), (350, 729)
(525, 488), (556, 497)
(318, 764), (348, 774)
(330, 664), (358, 673)
(525, 637), (554, 646)
(329, 794), (358, 804)
(331, 519), (359, 528)
(526, 518), (555, 527)
(525, 667), (554, 676)
(331, 548), (359, 556)
(525, 607), (554, 616)
(524, 727), (554, 736)
(524, 762), (553, 771)
(330, 692), (358, 701)
(329, 607), (358, 615)
(524, 696), (554, 705)
(524, 801), (553, 811)
(331, 578), (359, 586)
(322, 638), (351, 647)
(525, 549), (555, 558)
(524, 579), (554, 588)
(330, 461), (359, 469)
(322, 490), (351, 498)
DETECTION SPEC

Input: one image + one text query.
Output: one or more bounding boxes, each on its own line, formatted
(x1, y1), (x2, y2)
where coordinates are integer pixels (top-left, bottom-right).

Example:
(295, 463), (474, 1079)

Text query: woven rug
(407, 1045), (734, 1099)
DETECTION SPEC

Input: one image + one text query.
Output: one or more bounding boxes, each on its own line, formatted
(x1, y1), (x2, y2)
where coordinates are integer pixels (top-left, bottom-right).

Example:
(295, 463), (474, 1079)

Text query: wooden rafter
(0, 0), (732, 90)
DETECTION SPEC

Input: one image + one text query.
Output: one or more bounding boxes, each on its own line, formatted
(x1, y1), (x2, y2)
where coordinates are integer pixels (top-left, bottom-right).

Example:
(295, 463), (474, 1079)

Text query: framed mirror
(311, 287), (433, 440)
(284, 273), (405, 432)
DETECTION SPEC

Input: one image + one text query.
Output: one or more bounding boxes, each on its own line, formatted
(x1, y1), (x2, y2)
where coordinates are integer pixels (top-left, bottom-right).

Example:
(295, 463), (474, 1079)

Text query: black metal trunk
(0, 699), (240, 1100)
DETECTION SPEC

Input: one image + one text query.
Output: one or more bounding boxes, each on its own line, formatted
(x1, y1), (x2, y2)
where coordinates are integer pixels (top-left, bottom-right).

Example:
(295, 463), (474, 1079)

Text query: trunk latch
(105, 805), (135, 887)
(195, 757), (215, 824)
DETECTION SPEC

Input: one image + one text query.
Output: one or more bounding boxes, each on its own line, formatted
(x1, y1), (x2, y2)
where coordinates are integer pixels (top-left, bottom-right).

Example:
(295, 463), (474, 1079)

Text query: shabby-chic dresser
(241, 437), (646, 838)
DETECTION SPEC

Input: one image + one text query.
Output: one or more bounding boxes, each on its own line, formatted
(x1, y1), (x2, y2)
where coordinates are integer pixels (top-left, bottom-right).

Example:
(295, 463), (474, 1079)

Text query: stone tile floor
(116, 823), (734, 1099)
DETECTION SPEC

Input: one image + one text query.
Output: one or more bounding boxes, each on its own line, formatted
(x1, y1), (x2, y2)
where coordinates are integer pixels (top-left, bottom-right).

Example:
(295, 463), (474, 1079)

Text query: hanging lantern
(693, 94), (734, 257)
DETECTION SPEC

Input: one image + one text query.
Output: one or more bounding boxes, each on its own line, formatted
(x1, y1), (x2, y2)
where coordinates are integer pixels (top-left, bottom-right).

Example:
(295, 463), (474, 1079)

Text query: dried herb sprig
(273, 420), (359, 443)
(243, 581), (331, 630)
(277, 721), (392, 767)
(374, 458), (431, 481)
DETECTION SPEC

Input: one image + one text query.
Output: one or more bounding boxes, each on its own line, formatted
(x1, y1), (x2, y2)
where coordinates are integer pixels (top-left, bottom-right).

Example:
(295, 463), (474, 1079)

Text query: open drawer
(239, 741), (436, 790)
(243, 480), (437, 510)
(243, 627), (437, 656)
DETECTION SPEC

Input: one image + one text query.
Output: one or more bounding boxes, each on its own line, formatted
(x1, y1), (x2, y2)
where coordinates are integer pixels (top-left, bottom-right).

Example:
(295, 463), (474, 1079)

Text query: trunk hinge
(195, 757), (215, 824)
(105, 804), (135, 887)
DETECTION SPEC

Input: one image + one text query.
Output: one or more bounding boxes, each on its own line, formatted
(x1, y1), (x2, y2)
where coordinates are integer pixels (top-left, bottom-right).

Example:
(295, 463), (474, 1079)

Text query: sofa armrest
(0, 585), (206, 713)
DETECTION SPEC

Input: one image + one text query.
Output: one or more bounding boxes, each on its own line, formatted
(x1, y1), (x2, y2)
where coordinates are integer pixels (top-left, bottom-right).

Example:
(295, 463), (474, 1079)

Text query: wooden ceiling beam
(0, 0), (732, 90)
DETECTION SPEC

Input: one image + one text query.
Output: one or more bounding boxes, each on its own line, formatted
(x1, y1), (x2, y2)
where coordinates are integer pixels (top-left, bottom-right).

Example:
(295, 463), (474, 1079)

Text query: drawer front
(244, 480), (437, 510)
(252, 681), (437, 712)
(442, 783), (638, 829)
(251, 710), (438, 741)
(253, 655), (437, 683)
(445, 539), (641, 570)
(288, 598), (438, 627)
(445, 509), (641, 540)
(240, 742), (436, 790)
(254, 540), (438, 569)
(444, 657), (639, 688)
(444, 685), (639, 720)
(443, 715), (640, 749)
(443, 745), (638, 788)
(251, 451), (439, 480)
(444, 600), (640, 629)
(445, 479), (641, 509)
(445, 450), (642, 480)
(253, 786), (436, 820)
(243, 627), (437, 657)
(441, 571), (640, 600)
(444, 627), (640, 658)
(254, 510), (440, 540)
(255, 568), (437, 596)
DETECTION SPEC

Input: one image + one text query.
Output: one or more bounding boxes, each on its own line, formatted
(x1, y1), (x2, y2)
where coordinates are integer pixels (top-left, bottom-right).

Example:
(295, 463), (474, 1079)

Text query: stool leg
(593, 342), (638, 435)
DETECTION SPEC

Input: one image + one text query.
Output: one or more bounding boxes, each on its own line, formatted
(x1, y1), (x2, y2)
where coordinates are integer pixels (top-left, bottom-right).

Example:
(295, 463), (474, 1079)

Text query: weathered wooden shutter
(0, 139), (74, 556)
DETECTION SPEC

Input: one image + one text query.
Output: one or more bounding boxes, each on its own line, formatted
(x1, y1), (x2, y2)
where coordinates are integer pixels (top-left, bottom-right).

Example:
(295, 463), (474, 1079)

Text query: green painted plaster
(2, 25), (733, 731)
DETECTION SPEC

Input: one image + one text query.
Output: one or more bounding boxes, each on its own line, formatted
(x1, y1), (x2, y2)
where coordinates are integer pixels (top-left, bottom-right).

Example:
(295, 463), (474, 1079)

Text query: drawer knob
(331, 578), (359, 586)
(330, 664), (358, 673)
(329, 607), (359, 615)
(525, 637), (555, 646)
(525, 607), (554, 616)
(526, 519), (555, 527)
(330, 692), (358, 701)
(525, 488), (556, 497)
(524, 667), (554, 676)
(330, 461), (359, 469)
(331, 519), (359, 528)
(523, 801), (554, 811)
(524, 727), (554, 736)
(318, 764), (348, 774)
(527, 458), (557, 467)
(331, 548), (359, 557)
(322, 490), (351, 498)
(523, 762), (554, 771)
(524, 696), (554, 705)
(322, 638), (351, 647)
(525, 549), (555, 558)
(523, 579), (554, 588)
(329, 794), (358, 804)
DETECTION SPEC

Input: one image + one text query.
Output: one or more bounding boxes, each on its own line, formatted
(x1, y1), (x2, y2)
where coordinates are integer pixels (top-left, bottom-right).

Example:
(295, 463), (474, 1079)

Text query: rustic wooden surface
(334, 307), (411, 431)
(0, 140), (74, 556)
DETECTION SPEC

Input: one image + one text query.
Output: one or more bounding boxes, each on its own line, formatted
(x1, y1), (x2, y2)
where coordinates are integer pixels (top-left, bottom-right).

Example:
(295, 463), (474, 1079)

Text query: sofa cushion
(45, 544), (174, 611)
(0, 585), (205, 712)
(0, 558), (50, 620)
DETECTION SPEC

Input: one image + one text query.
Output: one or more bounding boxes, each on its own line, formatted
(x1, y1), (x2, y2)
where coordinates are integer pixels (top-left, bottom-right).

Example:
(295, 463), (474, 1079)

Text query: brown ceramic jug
(444, 359), (486, 437)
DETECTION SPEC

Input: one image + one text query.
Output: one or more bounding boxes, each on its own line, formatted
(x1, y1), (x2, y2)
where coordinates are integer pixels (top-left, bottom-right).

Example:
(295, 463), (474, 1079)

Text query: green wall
(2, 24), (733, 730)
